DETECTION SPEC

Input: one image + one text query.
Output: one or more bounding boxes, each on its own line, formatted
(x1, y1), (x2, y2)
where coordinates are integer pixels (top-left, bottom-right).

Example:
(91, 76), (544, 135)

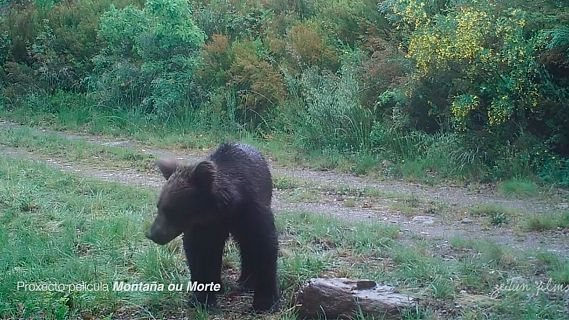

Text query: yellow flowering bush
(451, 94), (479, 130)
(387, 0), (431, 30)
(383, 1), (545, 130)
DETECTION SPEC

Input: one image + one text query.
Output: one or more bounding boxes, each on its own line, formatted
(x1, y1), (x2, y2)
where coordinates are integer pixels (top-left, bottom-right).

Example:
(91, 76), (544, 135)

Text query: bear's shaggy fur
(147, 143), (279, 311)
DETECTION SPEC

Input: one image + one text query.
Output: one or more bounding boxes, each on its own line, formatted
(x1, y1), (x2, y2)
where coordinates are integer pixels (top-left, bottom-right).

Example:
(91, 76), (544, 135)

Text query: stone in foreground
(296, 278), (415, 319)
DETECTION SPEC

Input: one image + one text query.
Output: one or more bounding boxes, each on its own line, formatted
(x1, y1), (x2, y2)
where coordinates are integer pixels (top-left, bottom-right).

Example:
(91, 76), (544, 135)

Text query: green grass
(0, 154), (185, 319)
(4, 98), (565, 190)
(523, 211), (569, 232)
(450, 238), (519, 269)
(1, 153), (568, 318)
(0, 125), (156, 172)
(498, 178), (539, 198)
(469, 204), (517, 226)
(536, 252), (569, 285)
(389, 202), (420, 216)
(343, 198), (357, 207)
(0, 94), (225, 151)
(273, 176), (303, 190)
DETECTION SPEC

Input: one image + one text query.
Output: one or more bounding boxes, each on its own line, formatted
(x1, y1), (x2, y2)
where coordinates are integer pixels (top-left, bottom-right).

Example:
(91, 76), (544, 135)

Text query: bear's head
(146, 159), (219, 245)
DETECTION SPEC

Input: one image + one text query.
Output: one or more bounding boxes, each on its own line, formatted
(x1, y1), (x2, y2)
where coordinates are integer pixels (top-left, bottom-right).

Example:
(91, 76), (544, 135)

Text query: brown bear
(146, 143), (279, 312)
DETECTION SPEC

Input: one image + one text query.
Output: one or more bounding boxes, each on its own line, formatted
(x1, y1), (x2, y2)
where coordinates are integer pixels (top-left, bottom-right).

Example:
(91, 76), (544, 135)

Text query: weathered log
(296, 278), (416, 319)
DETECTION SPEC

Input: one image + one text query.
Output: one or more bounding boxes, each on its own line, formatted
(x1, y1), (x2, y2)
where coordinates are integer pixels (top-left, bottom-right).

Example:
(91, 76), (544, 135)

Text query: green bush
(191, 0), (271, 39)
(377, 0), (569, 183)
(286, 22), (339, 71)
(91, 0), (205, 117)
(228, 39), (286, 124)
(0, 0), (143, 97)
(315, 0), (389, 46)
(539, 158), (569, 188)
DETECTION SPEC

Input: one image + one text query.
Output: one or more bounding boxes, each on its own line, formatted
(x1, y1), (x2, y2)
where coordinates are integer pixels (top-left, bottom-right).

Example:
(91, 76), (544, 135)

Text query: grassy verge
(0, 95), (251, 153)
(523, 212), (569, 232)
(3, 97), (564, 191)
(0, 125), (156, 172)
(1, 154), (567, 318)
(498, 178), (540, 198)
(0, 98), (478, 184)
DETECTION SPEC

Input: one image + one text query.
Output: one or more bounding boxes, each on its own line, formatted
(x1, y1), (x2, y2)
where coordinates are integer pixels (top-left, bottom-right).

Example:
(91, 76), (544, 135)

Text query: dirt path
(2, 120), (562, 212)
(1, 120), (568, 256)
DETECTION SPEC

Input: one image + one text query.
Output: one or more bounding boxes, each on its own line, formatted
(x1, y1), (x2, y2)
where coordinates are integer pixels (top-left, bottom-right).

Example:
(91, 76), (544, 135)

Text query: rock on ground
(296, 278), (416, 319)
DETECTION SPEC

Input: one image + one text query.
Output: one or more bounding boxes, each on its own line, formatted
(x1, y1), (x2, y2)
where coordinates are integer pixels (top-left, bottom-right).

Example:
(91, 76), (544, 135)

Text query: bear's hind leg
(249, 207), (280, 312)
(237, 244), (256, 292)
(252, 252), (279, 312)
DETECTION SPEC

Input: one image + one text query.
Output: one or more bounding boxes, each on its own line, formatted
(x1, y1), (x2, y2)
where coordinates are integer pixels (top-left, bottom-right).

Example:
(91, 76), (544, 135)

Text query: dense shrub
(382, 2), (546, 130)
(314, 0), (389, 46)
(190, 0), (271, 39)
(91, 0), (205, 117)
(228, 39), (286, 124)
(287, 23), (339, 72)
(539, 158), (569, 188)
(198, 34), (233, 89)
(0, 0), (144, 97)
(378, 0), (569, 182)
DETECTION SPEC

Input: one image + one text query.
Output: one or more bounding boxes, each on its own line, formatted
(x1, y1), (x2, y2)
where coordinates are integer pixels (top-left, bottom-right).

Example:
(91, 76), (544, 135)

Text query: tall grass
(370, 127), (483, 180)
(3, 91), (240, 148)
(292, 64), (373, 152)
(0, 155), (181, 318)
(498, 178), (539, 198)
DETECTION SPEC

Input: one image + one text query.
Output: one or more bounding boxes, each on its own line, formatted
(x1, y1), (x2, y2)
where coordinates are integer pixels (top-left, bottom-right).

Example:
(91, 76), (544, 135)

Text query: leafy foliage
(0, 0), (143, 100)
(296, 64), (370, 151)
(228, 39), (286, 120)
(383, 2), (545, 130)
(91, 0), (205, 116)
(287, 22), (339, 71)
(1, 0), (568, 185)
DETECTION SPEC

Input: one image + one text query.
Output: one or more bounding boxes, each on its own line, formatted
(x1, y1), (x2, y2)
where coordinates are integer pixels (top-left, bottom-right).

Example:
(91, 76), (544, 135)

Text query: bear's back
(209, 143), (272, 207)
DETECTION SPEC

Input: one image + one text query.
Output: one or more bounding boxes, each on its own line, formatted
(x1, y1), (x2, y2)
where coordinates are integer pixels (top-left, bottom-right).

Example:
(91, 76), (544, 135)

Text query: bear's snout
(146, 227), (175, 245)
(146, 213), (182, 245)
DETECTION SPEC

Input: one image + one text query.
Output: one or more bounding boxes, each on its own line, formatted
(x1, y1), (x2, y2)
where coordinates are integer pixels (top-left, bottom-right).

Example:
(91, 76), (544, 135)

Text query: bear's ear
(191, 160), (217, 189)
(157, 159), (179, 180)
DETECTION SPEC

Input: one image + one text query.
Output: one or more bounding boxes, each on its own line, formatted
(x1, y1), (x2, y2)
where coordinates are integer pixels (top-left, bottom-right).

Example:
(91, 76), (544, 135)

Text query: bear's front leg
(184, 225), (228, 308)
